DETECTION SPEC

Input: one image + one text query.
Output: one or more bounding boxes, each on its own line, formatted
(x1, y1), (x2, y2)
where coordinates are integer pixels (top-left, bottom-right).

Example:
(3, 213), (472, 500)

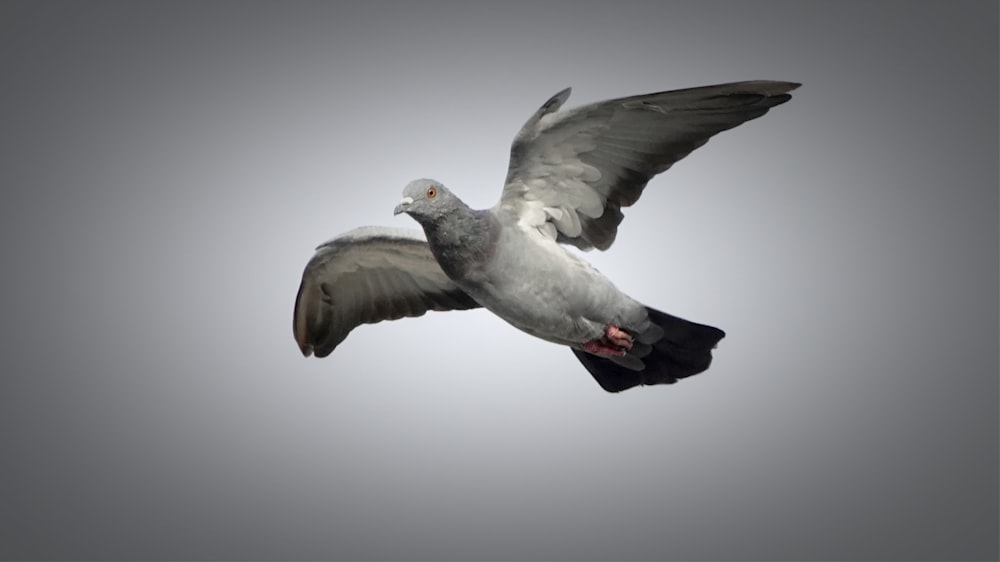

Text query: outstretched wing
(499, 80), (800, 250)
(293, 226), (481, 357)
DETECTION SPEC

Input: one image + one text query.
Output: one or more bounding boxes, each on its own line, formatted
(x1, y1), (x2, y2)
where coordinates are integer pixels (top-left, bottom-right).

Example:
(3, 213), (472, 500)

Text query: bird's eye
(426, 186), (437, 199)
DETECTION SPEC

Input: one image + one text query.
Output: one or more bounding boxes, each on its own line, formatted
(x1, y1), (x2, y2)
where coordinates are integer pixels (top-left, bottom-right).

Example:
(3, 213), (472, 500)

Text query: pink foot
(582, 324), (634, 357)
(604, 324), (633, 350)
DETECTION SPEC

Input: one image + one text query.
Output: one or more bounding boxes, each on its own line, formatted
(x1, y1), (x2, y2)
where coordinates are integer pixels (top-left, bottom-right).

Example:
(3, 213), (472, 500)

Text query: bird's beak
(393, 196), (413, 216)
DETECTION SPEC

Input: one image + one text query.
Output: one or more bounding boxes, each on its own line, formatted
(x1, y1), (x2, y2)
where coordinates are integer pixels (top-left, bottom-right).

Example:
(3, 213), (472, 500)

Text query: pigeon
(293, 80), (799, 392)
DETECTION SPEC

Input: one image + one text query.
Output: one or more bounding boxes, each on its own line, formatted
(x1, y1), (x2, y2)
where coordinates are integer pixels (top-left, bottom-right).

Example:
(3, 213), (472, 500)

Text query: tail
(572, 307), (726, 393)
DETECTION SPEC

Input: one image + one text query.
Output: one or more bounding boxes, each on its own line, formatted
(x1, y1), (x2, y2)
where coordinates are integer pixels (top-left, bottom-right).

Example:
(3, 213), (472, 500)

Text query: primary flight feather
(294, 80), (800, 392)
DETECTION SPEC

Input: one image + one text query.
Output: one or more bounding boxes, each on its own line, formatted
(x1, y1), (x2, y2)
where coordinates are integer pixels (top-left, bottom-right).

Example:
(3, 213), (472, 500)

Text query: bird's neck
(422, 207), (497, 282)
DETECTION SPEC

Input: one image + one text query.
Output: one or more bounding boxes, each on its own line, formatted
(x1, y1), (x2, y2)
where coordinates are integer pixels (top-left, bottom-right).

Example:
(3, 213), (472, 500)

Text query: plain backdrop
(0, 1), (996, 560)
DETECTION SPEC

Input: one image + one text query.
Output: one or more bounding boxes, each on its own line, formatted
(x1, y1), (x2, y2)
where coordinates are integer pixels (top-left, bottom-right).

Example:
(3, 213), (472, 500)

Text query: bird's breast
(456, 224), (640, 345)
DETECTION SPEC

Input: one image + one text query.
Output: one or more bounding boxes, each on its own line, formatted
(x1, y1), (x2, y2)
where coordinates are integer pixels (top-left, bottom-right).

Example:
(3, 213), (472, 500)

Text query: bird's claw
(582, 324), (633, 357)
(604, 324), (633, 350)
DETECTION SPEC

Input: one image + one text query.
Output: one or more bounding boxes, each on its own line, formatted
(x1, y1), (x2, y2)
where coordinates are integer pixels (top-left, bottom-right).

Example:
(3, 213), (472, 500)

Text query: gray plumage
(294, 80), (800, 392)
(293, 227), (480, 357)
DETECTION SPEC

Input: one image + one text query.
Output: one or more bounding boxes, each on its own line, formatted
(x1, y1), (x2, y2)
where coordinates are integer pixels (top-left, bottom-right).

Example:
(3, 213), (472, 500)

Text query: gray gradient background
(1, 1), (996, 560)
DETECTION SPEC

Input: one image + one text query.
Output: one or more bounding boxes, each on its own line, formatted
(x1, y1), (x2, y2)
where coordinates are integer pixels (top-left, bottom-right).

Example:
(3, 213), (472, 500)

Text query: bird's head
(393, 178), (456, 224)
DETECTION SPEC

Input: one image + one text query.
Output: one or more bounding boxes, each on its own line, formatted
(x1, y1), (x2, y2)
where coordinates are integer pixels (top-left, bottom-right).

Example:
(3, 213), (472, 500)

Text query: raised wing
(293, 226), (481, 357)
(499, 81), (800, 250)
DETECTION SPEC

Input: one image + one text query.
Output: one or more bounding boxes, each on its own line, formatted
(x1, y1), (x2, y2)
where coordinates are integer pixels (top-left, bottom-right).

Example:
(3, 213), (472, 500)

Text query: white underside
(457, 217), (647, 347)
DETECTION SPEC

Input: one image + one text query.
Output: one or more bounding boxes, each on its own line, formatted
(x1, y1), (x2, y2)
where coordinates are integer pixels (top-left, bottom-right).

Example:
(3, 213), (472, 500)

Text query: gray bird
(294, 80), (799, 392)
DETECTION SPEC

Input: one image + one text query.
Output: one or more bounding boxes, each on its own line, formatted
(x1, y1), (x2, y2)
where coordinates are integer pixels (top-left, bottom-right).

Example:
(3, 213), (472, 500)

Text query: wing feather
(293, 226), (480, 357)
(500, 80), (800, 250)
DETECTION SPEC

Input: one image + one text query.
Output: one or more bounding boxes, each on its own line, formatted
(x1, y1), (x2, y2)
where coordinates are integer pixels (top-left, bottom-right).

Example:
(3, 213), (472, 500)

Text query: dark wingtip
(749, 80), (801, 94)
(293, 271), (332, 359)
(541, 87), (572, 114)
(293, 296), (310, 357)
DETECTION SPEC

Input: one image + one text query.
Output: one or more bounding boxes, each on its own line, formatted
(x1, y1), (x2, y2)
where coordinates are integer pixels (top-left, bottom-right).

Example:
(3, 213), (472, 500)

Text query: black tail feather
(573, 307), (725, 393)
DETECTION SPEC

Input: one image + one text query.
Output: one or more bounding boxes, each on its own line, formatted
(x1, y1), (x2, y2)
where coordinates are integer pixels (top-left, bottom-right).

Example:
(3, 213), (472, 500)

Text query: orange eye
(426, 186), (437, 199)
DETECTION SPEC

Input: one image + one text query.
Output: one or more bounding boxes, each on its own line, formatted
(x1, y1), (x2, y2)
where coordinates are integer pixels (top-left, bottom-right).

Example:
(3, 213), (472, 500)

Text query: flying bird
(293, 80), (799, 392)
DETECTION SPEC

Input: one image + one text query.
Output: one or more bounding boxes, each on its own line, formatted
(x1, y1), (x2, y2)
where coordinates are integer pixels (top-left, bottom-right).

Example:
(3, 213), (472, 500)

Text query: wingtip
(752, 80), (802, 95)
(541, 87), (572, 114)
(293, 326), (315, 357)
(293, 277), (317, 358)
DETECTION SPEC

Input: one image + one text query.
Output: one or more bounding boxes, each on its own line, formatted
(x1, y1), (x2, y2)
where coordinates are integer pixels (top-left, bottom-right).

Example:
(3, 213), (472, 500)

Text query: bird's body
(294, 80), (799, 392)
(425, 200), (646, 348)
